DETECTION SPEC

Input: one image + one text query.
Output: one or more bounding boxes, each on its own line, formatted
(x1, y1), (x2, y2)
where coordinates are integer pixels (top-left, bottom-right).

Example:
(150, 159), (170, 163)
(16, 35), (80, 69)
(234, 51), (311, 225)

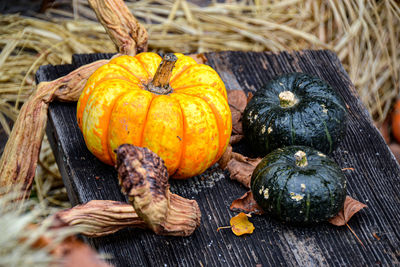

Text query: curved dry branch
(52, 145), (201, 237)
(0, 60), (107, 199)
(53, 200), (146, 237)
(88, 0), (148, 56)
(0, 0), (148, 200)
(116, 144), (201, 236)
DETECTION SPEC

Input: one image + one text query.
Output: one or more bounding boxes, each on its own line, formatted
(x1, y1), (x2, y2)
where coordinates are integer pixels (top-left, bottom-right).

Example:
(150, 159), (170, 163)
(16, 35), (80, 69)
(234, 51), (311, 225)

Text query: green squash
(251, 146), (346, 224)
(243, 72), (347, 155)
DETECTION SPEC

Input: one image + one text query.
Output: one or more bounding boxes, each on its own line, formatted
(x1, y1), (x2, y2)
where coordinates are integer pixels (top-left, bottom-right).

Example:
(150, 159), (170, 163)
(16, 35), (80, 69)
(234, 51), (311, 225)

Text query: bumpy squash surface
(251, 146), (346, 224)
(243, 73), (347, 155)
(77, 52), (232, 179)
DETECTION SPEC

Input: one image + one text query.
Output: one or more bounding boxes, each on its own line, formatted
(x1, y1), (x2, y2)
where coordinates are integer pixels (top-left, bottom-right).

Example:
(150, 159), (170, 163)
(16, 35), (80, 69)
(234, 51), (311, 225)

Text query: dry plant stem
(53, 200), (147, 237)
(53, 196), (200, 237)
(147, 53), (177, 94)
(0, 60), (108, 199)
(116, 144), (201, 236)
(88, 0), (148, 56)
(52, 145), (201, 237)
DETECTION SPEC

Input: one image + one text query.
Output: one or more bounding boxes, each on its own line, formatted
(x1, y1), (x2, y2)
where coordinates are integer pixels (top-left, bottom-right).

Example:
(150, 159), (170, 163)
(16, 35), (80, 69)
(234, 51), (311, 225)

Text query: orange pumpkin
(77, 52), (232, 179)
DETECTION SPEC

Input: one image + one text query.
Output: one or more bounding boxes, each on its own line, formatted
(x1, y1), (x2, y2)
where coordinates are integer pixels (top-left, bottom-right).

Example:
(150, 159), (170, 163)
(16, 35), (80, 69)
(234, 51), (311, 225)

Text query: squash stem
(279, 91), (298, 107)
(294, 150), (308, 167)
(148, 53), (177, 94)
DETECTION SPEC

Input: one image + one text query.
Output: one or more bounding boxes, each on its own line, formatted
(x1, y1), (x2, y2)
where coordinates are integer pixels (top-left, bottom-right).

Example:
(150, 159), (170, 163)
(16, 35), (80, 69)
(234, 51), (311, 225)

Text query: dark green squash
(251, 146), (346, 224)
(243, 72), (347, 155)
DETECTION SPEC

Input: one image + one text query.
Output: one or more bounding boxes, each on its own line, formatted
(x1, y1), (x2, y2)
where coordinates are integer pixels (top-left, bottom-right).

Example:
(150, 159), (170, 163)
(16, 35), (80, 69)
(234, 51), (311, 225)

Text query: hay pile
(0, 192), (78, 266)
(0, 0), (399, 208)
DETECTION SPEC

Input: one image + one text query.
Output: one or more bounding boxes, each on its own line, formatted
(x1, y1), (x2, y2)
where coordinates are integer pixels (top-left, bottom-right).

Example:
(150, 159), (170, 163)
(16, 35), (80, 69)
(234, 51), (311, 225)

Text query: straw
(0, 0), (398, 210)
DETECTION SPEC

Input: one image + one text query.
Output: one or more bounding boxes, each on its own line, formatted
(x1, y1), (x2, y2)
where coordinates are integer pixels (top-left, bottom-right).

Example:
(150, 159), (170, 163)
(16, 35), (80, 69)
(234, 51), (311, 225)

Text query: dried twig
(0, 0), (399, 208)
(0, 60), (107, 199)
(0, 0), (148, 200)
(52, 144), (201, 237)
(88, 0), (148, 55)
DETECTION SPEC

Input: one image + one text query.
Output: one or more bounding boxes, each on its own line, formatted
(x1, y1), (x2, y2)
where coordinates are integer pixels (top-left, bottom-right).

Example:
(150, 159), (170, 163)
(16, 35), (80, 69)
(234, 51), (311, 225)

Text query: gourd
(242, 73), (347, 155)
(77, 52), (232, 179)
(251, 146), (346, 224)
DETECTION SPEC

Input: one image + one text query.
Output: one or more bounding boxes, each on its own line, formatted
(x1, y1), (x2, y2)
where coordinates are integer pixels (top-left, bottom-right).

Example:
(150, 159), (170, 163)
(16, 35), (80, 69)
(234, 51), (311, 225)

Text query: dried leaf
(230, 134), (244, 145)
(228, 90), (247, 113)
(227, 152), (262, 188)
(230, 212), (255, 236)
(227, 90), (247, 136)
(218, 145), (232, 170)
(247, 92), (254, 103)
(329, 196), (367, 226)
(54, 237), (112, 267)
(230, 191), (264, 215)
(26, 224), (111, 267)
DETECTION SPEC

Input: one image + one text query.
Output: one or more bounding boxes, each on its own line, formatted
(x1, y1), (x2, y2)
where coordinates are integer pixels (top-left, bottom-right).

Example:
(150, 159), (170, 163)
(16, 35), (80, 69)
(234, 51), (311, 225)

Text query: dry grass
(0, 0), (399, 208)
(0, 191), (79, 266)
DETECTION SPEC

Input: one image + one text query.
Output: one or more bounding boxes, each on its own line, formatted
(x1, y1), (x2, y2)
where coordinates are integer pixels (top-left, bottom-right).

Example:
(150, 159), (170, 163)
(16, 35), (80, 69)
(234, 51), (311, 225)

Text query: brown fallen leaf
(230, 191), (264, 215)
(247, 92), (254, 103)
(55, 236), (112, 267)
(28, 224), (111, 267)
(227, 152), (261, 188)
(228, 192), (366, 246)
(218, 145), (232, 170)
(230, 134), (244, 145)
(228, 90), (247, 113)
(227, 90), (247, 137)
(329, 196), (367, 226)
(329, 196), (367, 247)
(230, 212), (255, 236)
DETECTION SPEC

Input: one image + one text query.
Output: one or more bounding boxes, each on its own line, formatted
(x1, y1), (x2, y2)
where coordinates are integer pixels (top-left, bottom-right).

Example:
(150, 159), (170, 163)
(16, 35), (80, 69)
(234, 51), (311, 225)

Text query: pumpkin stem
(294, 150), (308, 167)
(148, 53), (177, 94)
(279, 91), (298, 108)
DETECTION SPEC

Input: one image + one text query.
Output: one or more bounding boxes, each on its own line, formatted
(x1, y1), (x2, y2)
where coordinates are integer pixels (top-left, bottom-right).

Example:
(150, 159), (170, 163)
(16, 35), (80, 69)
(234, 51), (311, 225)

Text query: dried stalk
(1, 0), (398, 209)
(88, 0), (148, 56)
(52, 144), (201, 237)
(116, 144), (201, 236)
(0, 0), (148, 200)
(53, 200), (146, 237)
(0, 60), (107, 199)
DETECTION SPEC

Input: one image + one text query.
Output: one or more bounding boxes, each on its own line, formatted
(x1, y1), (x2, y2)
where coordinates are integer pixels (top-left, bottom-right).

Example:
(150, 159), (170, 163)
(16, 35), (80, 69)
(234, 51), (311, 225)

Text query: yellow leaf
(230, 212), (255, 236)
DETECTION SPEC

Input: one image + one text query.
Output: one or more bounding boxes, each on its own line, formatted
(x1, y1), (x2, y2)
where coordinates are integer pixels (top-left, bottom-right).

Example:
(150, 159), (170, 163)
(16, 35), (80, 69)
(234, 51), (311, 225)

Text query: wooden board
(39, 50), (400, 266)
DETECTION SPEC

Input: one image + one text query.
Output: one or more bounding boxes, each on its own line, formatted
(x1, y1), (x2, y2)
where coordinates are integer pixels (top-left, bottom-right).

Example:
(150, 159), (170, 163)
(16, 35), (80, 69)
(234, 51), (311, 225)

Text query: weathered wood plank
(40, 50), (400, 266)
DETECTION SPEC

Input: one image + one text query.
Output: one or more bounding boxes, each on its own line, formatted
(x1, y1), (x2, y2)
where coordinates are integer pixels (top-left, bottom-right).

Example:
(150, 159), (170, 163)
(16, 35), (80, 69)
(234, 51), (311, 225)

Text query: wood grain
(40, 51), (400, 266)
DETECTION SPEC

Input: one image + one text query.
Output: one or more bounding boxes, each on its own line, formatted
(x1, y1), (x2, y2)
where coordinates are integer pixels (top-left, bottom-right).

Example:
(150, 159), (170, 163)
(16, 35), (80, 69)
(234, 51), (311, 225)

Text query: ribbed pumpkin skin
(251, 146), (346, 224)
(243, 73), (347, 156)
(77, 52), (232, 179)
